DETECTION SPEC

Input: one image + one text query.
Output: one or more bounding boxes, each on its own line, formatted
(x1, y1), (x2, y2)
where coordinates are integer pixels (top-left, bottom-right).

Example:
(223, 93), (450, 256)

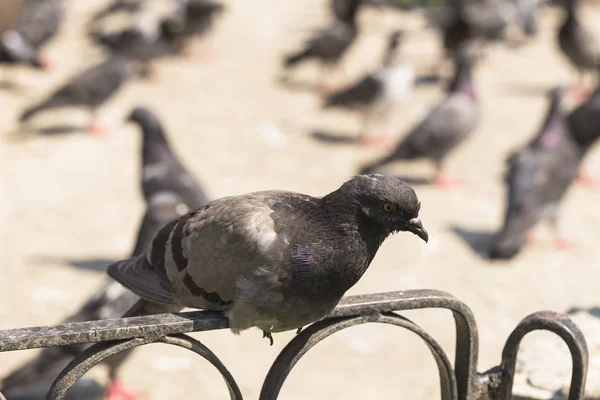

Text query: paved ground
(1, 0), (600, 399)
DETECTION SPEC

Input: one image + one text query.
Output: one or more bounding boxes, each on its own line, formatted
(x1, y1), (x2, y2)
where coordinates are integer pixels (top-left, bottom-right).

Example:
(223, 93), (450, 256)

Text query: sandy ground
(1, 0), (600, 399)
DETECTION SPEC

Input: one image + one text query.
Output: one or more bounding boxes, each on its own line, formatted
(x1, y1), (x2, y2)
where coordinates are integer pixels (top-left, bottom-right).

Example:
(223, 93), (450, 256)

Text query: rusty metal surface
(0, 290), (589, 400)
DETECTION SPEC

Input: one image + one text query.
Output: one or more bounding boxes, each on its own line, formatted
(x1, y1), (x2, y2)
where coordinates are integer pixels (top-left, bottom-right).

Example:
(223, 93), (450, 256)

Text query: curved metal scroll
(498, 310), (589, 400)
(259, 312), (458, 400)
(45, 333), (242, 400)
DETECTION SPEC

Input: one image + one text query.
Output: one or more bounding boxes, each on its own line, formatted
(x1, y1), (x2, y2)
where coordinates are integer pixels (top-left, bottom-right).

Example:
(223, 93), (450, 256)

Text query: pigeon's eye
(382, 203), (395, 212)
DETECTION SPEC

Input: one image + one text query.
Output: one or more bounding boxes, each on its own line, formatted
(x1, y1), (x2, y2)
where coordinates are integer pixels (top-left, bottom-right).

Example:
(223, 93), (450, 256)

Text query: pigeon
(488, 87), (579, 259)
(360, 43), (480, 188)
(0, 0), (64, 69)
(88, 15), (186, 63)
(282, 0), (364, 87)
(19, 55), (131, 135)
(323, 30), (415, 148)
(128, 107), (210, 206)
(0, 193), (193, 400)
(557, 0), (600, 97)
(108, 174), (428, 345)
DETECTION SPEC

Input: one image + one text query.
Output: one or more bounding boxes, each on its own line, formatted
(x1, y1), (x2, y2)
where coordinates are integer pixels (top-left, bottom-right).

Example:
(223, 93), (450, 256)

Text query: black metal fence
(0, 289), (589, 400)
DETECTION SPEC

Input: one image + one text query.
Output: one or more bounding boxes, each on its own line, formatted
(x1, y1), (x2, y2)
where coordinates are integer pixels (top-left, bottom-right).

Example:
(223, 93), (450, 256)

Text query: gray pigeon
(323, 30), (415, 145)
(490, 84), (600, 259)
(19, 55), (131, 135)
(108, 174), (428, 344)
(360, 43), (480, 188)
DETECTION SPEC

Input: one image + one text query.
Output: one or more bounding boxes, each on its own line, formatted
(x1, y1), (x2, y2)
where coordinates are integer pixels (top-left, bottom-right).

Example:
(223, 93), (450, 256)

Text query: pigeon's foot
(38, 53), (54, 70)
(360, 136), (396, 149)
(263, 330), (274, 346)
(87, 122), (106, 136)
(105, 380), (144, 400)
(576, 171), (598, 188)
(554, 236), (577, 250)
(569, 85), (592, 101)
(434, 173), (462, 189)
(525, 231), (539, 245)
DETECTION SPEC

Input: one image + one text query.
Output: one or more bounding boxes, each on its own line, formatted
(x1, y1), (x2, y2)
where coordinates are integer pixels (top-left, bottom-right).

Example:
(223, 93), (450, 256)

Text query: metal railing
(0, 289), (589, 400)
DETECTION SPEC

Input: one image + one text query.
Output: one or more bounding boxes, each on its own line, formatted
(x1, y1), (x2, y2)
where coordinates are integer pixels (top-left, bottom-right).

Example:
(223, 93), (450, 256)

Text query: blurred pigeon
(324, 30), (415, 147)
(128, 107), (210, 206)
(360, 43), (480, 188)
(108, 174), (428, 345)
(282, 0), (364, 87)
(19, 55), (131, 135)
(88, 15), (186, 63)
(558, 0), (600, 98)
(488, 88), (579, 259)
(0, 0), (64, 69)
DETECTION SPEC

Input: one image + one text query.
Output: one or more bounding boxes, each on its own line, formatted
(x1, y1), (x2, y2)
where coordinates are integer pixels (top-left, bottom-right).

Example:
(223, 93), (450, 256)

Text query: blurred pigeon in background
(324, 30), (415, 148)
(19, 55), (131, 135)
(360, 42), (480, 188)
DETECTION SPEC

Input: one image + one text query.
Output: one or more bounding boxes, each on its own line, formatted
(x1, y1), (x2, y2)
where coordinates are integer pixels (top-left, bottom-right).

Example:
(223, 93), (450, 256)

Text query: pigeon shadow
(33, 124), (87, 136)
(390, 175), (431, 186)
(503, 82), (551, 97)
(450, 225), (495, 258)
(566, 306), (600, 318)
(415, 74), (443, 86)
(30, 256), (116, 272)
(277, 75), (320, 92)
(310, 130), (359, 145)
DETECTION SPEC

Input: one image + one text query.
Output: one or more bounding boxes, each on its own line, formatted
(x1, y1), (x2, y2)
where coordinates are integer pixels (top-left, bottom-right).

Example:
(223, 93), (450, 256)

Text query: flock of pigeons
(1, 0), (600, 398)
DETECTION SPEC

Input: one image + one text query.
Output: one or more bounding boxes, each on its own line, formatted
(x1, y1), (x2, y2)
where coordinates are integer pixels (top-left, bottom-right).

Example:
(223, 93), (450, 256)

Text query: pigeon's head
(0, 30), (48, 69)
(340, 174), (428, 242)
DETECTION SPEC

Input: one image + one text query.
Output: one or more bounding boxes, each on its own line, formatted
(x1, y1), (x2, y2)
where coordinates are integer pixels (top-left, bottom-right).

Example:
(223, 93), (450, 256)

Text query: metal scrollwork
(45, 334), (242, 400)
(259, 312), (458, 400)
(0, 290), (589, 400)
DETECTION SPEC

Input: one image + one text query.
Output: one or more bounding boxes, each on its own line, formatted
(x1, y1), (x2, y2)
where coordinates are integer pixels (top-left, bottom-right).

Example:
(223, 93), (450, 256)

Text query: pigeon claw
(576, 171), (598, 188)
(263, 330), (274, 346)
(105, 380), (144, 400)
(87, 122), (106, 137)
(554, 236), (577, 250)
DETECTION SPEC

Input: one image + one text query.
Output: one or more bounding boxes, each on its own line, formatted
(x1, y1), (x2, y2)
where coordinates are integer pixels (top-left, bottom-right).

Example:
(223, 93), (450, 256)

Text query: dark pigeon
(108, 174), (428, 345)
(19, 55), (131, 135)
(490, 85), (600, 259)
(0, 0), (64, 69)
(557, 0), (600, 95)
(323, 30), (414, 145)
(488, 88), (577, 259)
(89, 17), (186, 63)
(128, 107), (210, 206)
(282, 0), (364, 85)
(360, 43), (480, 188)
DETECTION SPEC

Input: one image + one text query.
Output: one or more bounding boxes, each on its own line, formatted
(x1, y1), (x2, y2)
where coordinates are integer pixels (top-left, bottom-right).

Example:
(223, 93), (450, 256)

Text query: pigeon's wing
(394, 94), (477, 160)
(142, 161), (209, 209)
(109, 192), (299, 310)
(326, 74), (383, 107)
(49, 57), (128, 107)
(307, 21), (355, 60)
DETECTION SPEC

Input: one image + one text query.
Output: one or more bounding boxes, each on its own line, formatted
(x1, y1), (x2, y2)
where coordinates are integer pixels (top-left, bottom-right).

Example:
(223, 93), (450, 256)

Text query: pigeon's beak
(409, 218), (428, 243)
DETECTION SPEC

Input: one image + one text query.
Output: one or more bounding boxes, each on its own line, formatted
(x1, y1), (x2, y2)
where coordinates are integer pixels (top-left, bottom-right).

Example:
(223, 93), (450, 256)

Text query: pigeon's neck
(448, 63), (475, 98)
(570, 89), (600, 150)
(535, 94), (565, 147)
(140, 121), (174, 165)
(563, 0), (578, 18)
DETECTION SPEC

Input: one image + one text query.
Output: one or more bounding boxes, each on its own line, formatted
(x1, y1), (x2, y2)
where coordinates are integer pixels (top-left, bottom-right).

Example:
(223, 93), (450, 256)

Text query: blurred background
(0, 0), (599, 398)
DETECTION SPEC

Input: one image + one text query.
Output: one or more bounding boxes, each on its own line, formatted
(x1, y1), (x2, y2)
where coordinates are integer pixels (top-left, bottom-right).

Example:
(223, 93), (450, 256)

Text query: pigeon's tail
(488, 231), (526, 260)
(284, 48), (311, 68)
(107, 256), (177, 305)
(19, 102), (53, 122)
